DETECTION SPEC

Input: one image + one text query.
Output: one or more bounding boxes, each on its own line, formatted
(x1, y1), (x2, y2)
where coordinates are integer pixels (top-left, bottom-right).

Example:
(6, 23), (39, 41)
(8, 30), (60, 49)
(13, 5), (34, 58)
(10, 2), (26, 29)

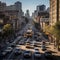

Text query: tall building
(37, 5), (46, 12)
(0, 1), (6, 11)
(50, 0), (60, 25)
(25, 10), (30, 18)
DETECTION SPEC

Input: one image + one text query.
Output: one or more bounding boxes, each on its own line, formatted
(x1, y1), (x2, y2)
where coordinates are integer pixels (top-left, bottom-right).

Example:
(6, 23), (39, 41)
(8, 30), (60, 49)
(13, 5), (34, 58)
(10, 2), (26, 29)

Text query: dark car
(23, 50), (32, 58)
(41, 45), (46, 51)
(10, 43), (16, 47)
(14, 47), (22, 55)
(44, 50), (52, 58)
(0, 51), (4, 59)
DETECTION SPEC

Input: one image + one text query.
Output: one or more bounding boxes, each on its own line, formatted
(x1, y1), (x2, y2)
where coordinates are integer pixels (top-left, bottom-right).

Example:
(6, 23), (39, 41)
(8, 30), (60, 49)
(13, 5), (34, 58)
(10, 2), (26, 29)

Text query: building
(33, 5), (46, 23)
(50, 0), (60, 25)
(0, 1), (6, 11)
(0, 1), (23, 31)
(37, 5), (46, 12)
(39, 11), (49, 31)
(49, 0), (60, 49)
(25, 10), (30, 19)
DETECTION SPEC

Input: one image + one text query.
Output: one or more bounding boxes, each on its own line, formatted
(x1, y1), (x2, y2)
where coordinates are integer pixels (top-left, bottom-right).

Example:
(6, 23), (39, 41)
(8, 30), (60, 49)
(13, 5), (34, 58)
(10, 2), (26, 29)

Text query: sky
(0, 0), (49, 16)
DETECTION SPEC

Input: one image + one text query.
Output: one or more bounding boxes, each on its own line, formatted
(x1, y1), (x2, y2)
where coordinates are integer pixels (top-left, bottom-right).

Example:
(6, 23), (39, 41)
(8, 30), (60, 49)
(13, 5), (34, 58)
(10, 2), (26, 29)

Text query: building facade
(37, 5), (46, 12)
(50, 0), (60, 25)
(0, 1), (23, 30)
(0, 1), (6, 11)
(25, 10), (30, 19)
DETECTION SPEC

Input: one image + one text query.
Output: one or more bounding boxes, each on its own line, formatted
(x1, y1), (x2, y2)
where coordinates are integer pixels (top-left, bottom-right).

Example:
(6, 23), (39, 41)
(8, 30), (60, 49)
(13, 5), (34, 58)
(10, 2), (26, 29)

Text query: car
(34, 44), (37, 47)
(44, 50), (52, 58)
(34, 51), (42, 58)
(25, 41), (31, 44)
(34, 47), (39, 52)
(41, 45), (46, 51)
(5, 47), (13, 52)
(29, 44), (34, 49)
(14, 47), (22, 55)
(19, 42), (25, 45)
(2, 50), (8, 56)
(23, 50), (32, 58)
(26, 44), (30, 48)
(0, 52), (3, 59)
(16, 45), (21, 47)
(36, 32), (41, 36)
(34, 35), (37, 39)
(26, 42), (30, 45)
(10, 43), (16, 47)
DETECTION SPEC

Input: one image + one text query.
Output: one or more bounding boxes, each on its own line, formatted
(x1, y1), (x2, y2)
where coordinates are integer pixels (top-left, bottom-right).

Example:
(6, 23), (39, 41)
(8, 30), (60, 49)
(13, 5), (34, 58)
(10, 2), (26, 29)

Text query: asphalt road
(2, 34), (55, 60)
(2, 19), (57, 60)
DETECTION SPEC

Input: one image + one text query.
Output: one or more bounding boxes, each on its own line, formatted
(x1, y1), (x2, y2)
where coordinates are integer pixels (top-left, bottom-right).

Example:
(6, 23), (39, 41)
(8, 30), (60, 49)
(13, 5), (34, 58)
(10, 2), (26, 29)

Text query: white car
(5, 47), (13, 52)
(2, 51), (8, 56)
(16, 45), (21, 47)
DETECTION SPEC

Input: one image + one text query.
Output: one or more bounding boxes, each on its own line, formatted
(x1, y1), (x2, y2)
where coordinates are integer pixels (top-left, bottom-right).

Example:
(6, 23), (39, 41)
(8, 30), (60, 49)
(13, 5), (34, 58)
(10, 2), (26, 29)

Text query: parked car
(34, 51), (42, 58)
(44, 50), (52, 58)
(23, 50), (32, 58)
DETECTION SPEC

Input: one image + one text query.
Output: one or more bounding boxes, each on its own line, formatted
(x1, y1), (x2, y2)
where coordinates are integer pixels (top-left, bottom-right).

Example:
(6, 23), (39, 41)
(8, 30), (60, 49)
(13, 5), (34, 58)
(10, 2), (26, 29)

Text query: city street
(0, 0), (60, 60)
(0, 18), (59, 60)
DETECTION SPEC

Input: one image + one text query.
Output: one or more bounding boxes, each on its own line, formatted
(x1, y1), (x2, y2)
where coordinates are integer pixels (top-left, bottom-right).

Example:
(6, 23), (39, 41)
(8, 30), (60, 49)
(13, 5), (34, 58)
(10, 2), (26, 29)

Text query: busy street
(0, 0), (60, 60)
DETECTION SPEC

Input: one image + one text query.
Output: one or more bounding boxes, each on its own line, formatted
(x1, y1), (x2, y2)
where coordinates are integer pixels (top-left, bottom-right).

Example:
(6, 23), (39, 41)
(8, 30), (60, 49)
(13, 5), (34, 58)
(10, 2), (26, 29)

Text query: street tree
(2, 24), (15, 38)
(53, 21), (60, 50)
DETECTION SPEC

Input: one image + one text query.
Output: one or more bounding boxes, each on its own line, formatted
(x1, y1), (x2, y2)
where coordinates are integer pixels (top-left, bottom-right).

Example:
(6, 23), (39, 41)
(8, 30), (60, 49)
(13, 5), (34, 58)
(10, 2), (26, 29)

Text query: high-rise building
(25, 10), (30, 18)
(50, 0), (60, 25)
(15, 1), (22, 10)
(37, 5), (46, 12)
